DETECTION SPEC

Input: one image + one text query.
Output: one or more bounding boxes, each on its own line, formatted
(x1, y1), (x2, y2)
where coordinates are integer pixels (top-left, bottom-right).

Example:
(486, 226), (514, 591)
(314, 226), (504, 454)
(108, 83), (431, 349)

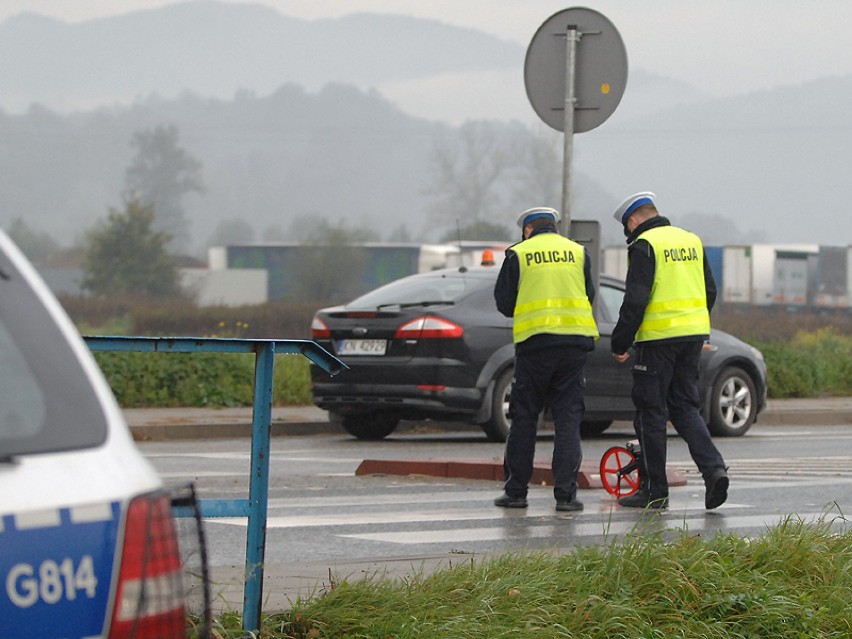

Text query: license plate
(338, 339), (387, 356)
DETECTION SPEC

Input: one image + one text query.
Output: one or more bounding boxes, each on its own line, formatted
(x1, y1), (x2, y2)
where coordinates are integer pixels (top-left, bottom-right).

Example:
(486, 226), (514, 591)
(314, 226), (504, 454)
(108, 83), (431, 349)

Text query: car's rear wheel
(481, 368), (513, 442)
(708, 366), (757, 437)
(340, 413), (400, 440)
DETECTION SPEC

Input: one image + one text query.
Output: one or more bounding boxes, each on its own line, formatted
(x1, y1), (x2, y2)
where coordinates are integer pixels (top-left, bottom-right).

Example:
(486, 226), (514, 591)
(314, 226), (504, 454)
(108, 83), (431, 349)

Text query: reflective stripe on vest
(636, 225), (710, 342)
(512, 233), (599, 343)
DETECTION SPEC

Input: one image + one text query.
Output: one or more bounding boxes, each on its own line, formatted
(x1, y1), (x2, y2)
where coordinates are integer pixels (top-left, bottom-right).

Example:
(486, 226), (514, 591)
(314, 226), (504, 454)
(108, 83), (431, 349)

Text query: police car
(0, 230), (189, 638)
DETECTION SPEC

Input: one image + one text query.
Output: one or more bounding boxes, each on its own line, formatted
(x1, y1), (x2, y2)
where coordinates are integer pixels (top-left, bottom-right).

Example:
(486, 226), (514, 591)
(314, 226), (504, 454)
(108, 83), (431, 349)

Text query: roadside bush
(70, 297), (850, 406)
(92, 327), (849, 407)
(94, 351), (312, 407)
(791, 327), (852, 394)
(71, 295), (322, 407)
(758, 343), (820, 397)
(754, 327), (852, 398)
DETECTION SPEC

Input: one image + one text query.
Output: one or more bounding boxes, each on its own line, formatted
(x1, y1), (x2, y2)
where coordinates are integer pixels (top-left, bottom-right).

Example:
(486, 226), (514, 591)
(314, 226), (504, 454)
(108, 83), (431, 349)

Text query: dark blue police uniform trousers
(503, 344), (587, 502)
(631, 340), (727, 499)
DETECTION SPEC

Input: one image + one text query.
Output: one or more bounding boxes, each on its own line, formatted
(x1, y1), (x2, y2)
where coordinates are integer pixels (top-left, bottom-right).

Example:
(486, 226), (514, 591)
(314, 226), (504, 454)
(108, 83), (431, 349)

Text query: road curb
(354, 458), (688, 491)
(756, 410), (851, 426)
(128, 418), (477, 441)
(130, 421), (337, 441)
(126, 398), (852, 441)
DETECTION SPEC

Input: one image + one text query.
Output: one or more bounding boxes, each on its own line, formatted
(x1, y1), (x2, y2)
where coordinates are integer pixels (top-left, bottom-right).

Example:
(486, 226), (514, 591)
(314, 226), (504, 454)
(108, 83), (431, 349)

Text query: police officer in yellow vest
(493, 207), (598, 512)
(611, 192), (728, 510)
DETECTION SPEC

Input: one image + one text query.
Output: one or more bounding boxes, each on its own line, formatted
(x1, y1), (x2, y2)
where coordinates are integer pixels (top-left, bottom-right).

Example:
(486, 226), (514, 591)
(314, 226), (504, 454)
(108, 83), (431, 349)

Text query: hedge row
(94, 351), (313, 407)
(90, 328), (850, 407)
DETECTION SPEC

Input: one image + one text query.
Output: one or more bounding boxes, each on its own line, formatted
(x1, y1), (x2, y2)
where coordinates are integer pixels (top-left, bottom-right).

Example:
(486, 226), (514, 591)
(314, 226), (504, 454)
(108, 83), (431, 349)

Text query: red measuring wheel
(599, 445), (641, 497)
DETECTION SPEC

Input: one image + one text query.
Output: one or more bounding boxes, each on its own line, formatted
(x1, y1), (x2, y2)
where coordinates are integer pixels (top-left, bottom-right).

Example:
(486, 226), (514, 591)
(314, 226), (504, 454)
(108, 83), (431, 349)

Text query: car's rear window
(0, 249), (108, 458)
(346, 270), (491, 309)
(596, 282), (625, 323)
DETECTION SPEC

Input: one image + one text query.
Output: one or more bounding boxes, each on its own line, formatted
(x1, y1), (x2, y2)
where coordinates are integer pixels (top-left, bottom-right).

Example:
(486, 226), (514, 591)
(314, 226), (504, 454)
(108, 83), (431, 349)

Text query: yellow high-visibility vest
(512, 233), (599, 344)
(636, 225), (710, 342)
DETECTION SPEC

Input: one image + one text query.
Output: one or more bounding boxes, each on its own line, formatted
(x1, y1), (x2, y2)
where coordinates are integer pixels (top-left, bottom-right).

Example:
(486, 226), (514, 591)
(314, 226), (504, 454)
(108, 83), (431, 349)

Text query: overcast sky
(4, 0), (852, 99)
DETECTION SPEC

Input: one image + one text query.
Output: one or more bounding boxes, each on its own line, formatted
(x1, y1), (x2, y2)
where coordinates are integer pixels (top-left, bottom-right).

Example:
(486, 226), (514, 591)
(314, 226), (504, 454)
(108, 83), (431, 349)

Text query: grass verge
(194, 512), (849, 639)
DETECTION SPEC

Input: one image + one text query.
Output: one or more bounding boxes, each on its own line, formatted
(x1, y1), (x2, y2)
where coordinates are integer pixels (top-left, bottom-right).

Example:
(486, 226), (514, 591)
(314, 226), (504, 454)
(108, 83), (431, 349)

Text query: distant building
(209, 241), (508, 302)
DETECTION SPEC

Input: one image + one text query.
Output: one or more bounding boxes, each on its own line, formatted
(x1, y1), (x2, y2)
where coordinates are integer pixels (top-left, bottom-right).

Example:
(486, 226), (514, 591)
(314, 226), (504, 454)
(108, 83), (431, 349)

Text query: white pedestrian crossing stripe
(339, 512), (834, 545)
(200, 456), (852, 556)
(206, 472), (850, 548)
(671, 456), (852, 478)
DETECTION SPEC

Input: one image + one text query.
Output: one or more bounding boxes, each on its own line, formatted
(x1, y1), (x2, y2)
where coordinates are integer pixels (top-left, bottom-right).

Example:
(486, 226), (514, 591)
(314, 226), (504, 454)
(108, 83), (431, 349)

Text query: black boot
(618, 490), (668, 509)
(704, 468), (729, 510)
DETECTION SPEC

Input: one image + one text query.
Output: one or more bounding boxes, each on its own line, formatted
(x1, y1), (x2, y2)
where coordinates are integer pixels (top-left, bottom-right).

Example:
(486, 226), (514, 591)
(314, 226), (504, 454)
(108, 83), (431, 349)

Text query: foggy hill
(0, 1), (523, 113)
(2, 72), (848, 256)
(0, 1), (849, 253)
(0, 1), (710, 123)
(0, 84), (450, 252)
(576, 73), (852, 246)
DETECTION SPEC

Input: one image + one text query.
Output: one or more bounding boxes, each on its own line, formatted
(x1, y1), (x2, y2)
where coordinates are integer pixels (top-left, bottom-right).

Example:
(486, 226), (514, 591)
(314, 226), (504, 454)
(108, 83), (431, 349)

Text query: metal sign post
(525, 7), (628, 235)
(562, 24), (579, 236)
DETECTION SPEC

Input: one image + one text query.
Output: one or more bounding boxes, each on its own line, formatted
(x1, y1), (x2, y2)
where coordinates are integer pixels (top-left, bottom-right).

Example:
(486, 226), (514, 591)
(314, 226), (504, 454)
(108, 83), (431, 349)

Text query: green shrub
(91, 327), (850, 407)
(75, 298), (849, 406)
(273, 356), (313, 405)
(94, 351), (312, 407)
(754, 327), (852, 398)
(789, 327), (852, 394)
(758, 342), (820, 398)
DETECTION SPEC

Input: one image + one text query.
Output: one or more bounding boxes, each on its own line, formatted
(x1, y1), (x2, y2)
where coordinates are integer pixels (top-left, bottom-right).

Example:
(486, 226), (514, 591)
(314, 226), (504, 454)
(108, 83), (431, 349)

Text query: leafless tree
(425, 121), (527, 226)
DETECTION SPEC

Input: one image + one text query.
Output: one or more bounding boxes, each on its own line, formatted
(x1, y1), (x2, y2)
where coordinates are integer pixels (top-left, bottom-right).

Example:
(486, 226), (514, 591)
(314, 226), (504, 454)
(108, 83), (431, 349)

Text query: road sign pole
(526, 8), (627, 233)
(561, 25), (579, 236)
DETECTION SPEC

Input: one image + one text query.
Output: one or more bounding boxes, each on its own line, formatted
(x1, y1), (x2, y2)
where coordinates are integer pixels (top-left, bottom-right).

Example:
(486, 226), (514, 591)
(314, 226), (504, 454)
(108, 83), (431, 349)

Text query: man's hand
(612, 351), (630, 363)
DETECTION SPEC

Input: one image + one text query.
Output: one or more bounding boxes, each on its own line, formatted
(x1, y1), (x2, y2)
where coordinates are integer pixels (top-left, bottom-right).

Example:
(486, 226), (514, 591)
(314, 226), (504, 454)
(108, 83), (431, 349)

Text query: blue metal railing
(84, 336), (346, 632)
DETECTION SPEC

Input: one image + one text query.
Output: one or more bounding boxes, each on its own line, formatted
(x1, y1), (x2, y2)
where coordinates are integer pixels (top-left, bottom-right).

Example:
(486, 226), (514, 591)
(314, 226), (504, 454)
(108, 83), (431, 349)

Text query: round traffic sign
(525, 7), (628, 132)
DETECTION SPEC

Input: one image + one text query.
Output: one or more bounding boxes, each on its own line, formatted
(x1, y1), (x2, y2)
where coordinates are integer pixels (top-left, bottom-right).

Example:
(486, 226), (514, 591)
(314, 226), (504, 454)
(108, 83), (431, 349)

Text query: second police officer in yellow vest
(611, 192), (729, 510)
(493, 207), (598, 512)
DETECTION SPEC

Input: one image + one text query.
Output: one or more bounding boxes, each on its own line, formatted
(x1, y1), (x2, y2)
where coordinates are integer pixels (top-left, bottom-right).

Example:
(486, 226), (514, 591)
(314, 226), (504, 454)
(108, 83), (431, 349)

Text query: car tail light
(311, 316), (330, 339)
(108, 492), (185, 638)
(395, 316), (464, 339)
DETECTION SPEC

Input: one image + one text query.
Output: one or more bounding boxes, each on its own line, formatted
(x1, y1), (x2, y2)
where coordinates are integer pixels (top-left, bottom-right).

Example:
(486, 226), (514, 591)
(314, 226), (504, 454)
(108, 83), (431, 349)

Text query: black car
(310, 266), (767, 441)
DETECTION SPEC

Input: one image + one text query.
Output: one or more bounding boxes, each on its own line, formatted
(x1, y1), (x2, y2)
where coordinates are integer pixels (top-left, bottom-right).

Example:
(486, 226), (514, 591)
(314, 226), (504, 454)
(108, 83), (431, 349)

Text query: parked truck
(813, 245), (850, 310)
(604, 243), (848, 312)
(210, 241), (508, 302)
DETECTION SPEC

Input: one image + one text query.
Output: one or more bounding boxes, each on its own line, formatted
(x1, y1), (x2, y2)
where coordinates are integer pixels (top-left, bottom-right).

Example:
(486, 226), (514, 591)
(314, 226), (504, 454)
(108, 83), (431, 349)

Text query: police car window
(0, 322), (46, 440)
(0, 255), (108, 457)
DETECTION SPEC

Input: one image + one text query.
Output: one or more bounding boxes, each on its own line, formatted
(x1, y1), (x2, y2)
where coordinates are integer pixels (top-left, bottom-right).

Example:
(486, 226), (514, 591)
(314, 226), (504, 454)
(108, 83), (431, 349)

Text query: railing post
(242, 341), (275, 631)
(83, 336), (345, 633)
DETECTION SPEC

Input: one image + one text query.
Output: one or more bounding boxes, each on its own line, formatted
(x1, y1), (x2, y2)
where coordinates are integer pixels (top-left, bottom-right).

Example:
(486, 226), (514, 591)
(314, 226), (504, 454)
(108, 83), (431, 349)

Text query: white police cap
(516, 207), (560, 229)
(613, 192), (656, 225)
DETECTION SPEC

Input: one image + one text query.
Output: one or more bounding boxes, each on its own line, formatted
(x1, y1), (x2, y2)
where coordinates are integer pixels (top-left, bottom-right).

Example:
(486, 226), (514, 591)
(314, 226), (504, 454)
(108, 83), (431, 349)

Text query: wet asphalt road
(139, 418), (852, 611)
